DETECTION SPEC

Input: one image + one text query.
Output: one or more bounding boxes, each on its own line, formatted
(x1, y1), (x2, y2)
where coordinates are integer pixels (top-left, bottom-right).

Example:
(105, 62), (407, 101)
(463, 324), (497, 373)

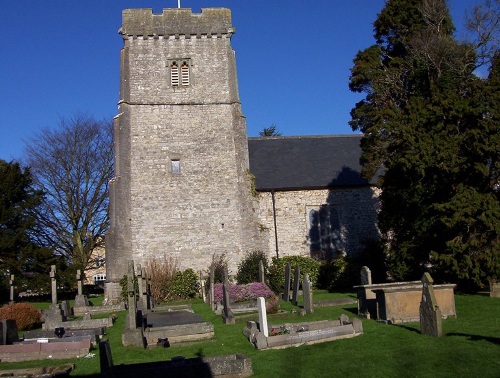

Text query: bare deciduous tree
(25, 114), (113, 278)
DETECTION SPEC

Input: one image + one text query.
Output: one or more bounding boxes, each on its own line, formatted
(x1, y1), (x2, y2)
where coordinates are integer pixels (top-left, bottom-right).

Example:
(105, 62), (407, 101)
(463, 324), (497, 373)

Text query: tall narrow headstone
(257, 297), (269, 337)
(126, 261), (137, 330)
(122, 261), (144, 347)
(146, 271), (154, 309)
(50, 265), (57, 305)
(222, 282), (235, 324)
(74, 270), (89, 307)
(223, 266), (229, 286)
(419, 273), (442, 337)
(258, 260), (265, 283)
(9, 275), (14, 304)
(291, 265), (300, 306)
(282, 263), (291, 301)
(303, 274), (314, 314)
(209, 266), (215, 311)
(76, 270), (83, 296)
(360, 266), (372, 285)
(200, 271), (206, 302)
(136, 265), (147, 311)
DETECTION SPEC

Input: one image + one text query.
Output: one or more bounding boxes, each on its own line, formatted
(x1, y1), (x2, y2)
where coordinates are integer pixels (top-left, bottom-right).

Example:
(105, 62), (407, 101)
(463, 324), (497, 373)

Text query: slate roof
(248, 135), (377, 191)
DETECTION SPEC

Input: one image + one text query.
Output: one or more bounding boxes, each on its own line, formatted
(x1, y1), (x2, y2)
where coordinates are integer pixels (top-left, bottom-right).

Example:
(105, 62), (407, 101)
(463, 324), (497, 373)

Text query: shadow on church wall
(308, 166), (380, 261)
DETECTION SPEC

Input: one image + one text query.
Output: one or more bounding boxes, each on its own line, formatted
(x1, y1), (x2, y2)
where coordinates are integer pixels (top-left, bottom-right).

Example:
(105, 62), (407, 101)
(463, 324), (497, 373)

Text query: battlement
(120, 8), (234, 37)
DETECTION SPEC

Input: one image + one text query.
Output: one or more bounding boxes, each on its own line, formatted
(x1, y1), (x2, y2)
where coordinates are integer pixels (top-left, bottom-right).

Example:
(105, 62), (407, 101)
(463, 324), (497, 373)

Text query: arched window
(170, 62), (179, 86)
(181, 62), (190, 86)
(170, 59), (191, 87)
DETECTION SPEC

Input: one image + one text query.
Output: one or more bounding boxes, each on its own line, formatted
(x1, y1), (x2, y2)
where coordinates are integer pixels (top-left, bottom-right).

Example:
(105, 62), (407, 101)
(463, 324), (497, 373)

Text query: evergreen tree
(0, 160), (56, 292)
(349, 0), (499, 289)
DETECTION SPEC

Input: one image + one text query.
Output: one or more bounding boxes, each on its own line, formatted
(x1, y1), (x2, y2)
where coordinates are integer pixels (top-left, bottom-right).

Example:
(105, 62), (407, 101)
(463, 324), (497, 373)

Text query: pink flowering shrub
(213, 282), (274, 303)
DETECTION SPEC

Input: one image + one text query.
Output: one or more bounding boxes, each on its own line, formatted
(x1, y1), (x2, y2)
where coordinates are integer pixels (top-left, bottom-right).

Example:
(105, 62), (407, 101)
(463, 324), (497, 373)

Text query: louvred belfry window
(170, 60), (191, 87)
(171, 62), (179, 86)
(181, 62), (190, 86)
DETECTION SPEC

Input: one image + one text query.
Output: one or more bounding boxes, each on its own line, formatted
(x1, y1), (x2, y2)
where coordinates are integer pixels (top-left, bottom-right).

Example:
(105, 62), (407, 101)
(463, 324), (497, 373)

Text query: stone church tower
(105, 8), (263, 300)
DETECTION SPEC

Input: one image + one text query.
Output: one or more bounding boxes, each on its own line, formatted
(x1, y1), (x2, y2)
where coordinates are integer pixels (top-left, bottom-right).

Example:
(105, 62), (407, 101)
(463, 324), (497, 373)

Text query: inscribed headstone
(257, 297), (269, 337)
(419, 273), (442, 337)
(292, 265), (300, 306)
(360, 266), (372, 285)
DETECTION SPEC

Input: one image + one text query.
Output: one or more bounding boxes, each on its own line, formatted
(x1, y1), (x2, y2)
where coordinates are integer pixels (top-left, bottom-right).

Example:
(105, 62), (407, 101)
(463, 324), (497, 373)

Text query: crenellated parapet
(119, 8), (235, 39)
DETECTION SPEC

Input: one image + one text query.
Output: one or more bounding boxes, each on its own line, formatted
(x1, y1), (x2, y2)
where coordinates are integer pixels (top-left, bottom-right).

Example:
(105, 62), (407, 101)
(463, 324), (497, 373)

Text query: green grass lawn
(1, 293), (498, 377)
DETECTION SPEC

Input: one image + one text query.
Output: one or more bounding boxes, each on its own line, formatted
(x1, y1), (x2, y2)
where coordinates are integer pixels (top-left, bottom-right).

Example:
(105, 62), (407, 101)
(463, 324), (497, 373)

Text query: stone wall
(257, 187), (381, 259)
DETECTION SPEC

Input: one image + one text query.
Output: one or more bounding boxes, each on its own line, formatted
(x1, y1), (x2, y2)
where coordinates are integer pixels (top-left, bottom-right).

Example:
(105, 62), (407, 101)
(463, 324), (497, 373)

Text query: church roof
(248, 134), (377, 191)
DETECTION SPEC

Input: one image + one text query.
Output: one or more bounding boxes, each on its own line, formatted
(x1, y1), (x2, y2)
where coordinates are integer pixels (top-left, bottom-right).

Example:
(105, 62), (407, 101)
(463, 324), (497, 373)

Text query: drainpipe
(271, 190), (279, 258)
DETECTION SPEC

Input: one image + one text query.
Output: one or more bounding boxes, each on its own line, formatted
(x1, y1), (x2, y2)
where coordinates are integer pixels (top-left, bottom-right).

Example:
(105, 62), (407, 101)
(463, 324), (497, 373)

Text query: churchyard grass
(0, 293), (498, 377)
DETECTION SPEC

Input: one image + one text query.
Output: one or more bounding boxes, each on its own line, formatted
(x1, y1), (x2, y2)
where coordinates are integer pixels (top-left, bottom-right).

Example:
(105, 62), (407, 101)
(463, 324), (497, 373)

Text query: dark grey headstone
(292, 265), (300, 306)
(282, 263), (291, 301)
(420, 273), (442, 337)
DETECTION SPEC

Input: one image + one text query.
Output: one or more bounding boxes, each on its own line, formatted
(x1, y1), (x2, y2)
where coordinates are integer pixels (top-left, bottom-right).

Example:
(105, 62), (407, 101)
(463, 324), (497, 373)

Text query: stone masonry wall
(257, 187), (381, 260)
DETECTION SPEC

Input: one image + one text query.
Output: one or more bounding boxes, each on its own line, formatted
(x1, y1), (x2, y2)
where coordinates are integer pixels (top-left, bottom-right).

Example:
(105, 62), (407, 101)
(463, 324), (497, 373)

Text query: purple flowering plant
(213, 282), (274, 303)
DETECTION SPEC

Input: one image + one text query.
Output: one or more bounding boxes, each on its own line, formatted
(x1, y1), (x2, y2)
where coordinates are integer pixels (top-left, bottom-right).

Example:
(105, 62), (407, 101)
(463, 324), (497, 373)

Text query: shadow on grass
(447, 332), (500, 345)
(396, 324), (421, 334)
(341, 306), (358, 316)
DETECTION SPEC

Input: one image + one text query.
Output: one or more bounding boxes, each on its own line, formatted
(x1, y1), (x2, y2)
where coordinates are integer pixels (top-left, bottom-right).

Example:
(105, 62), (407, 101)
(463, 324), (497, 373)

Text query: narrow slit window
(171, 62), (179, 86)
(171, 159), (180, 173)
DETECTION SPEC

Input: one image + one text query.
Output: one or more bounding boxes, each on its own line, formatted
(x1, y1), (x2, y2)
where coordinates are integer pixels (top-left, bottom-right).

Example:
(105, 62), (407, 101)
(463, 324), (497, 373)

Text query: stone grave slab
(0, 338), (91, 362)
(100, 339), (252, 377)
(142, 310), (214, 346)
(244, 316), (363, 350)
(143, 311), (203, 327)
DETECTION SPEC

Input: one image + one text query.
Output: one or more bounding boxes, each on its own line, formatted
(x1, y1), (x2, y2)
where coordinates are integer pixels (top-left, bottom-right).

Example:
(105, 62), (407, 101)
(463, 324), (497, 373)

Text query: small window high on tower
(170, 59), (191, 87)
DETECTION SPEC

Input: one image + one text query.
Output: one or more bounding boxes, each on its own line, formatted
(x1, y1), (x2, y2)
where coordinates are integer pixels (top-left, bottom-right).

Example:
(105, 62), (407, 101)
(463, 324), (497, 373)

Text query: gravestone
(291, 265), (301, 306)
(74, 270), (89, 307)
(122, 261), (145, 347)
(0, 319), (19, 345)
(303, 274), (314, 314)
(60, 300), (71, 318)
(282, 263), (291, 301)
(258, 260), (265, 283)
(222, 282), (235, 324)
(50, 265), (57, 305)
(419, 273), (442, 337)
(257, 297), (269, 337)
(136, 265), (149, 311)
(360, 266), (372, 285)
(44, 266), (64, 328)
(147, 271), (154, 309)
(210, 266), (215, 311)
(490, 279), (500, 298)
(200, 271), (206, 302)
(9, 275), (14, 304)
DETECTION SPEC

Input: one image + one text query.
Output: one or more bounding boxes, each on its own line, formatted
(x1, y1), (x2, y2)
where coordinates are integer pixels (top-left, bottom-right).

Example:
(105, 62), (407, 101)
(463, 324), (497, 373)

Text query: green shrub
(0, 303), (42, 331)
(268, 256), (320, 294)
(169, 268), (199, 300)
(236, 250), (269, 284)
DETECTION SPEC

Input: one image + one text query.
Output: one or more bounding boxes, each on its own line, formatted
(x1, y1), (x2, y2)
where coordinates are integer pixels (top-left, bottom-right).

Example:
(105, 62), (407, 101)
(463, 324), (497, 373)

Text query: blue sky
(0, 0), (481, 162)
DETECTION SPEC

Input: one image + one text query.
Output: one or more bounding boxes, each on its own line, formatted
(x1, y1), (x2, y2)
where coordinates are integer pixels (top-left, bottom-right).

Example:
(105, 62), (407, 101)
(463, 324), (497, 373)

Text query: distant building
(105, 8), (379, 303)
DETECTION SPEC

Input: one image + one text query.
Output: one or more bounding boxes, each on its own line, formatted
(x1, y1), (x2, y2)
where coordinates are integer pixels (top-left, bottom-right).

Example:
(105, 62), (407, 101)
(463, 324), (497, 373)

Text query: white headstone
(257, 297), (269, 337)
